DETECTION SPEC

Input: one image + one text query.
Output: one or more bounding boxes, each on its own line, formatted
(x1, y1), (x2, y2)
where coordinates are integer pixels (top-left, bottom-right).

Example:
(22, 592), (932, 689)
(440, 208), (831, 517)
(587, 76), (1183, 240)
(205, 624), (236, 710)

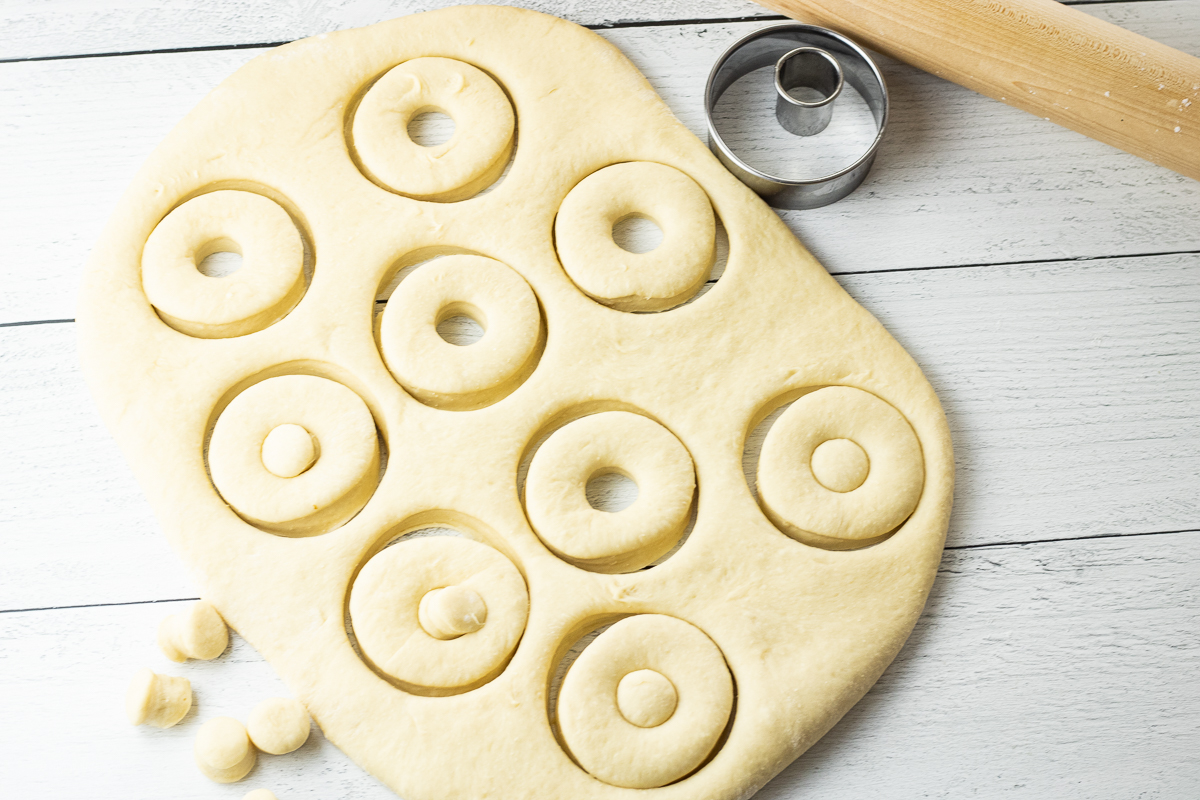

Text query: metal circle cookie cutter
(705, 24), (889, 210)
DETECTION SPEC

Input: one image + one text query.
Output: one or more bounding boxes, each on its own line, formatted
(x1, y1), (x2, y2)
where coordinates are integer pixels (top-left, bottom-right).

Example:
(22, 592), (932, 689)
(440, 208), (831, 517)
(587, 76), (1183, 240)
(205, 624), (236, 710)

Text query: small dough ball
(158, 600), (229, 662)
(125, 668), (191, 728)
(261, 423), (317, 478)
(810, 438), (870, 492)
(244, 790), (279, 800)
(419, 585), (487, 640)
(195, 717), (257, 783)
(616, 669), (677, 728)
(247, 697), (310, 755)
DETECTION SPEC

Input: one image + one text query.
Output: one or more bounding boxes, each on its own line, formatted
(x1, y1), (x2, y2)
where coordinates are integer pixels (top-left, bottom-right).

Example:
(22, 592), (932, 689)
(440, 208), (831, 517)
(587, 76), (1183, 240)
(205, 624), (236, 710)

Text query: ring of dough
(524, 411), (694, 573)
(378, 255), (543, 410)
(554, 162), (715, 312)
(348, 536), (529, 694)
(208, 375), (380, 535)
(351, 57), (515, 202)
(757, 386), (924, 548)
(141, 190), (306, 338)
(557, 614), (733, 789)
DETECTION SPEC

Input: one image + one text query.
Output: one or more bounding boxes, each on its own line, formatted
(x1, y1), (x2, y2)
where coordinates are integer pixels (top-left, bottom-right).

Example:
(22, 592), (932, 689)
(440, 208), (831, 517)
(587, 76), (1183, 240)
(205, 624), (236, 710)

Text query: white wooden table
(2, 1), (1198, 797)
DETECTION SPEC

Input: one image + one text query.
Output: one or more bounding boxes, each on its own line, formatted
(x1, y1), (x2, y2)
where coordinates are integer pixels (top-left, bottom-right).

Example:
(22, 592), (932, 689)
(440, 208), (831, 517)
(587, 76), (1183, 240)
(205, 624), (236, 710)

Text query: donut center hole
(586, 470), (638, 513)
(195, 238), (244, 278)
(436, 303), (486, 346)
(418, 585), (488, 640)
(616, 669), (678, 728)
(612, 214), (663, 254)
(810, 438), (869, 493)
(408, 109), (456, 147)
(261, 423), (319, 478)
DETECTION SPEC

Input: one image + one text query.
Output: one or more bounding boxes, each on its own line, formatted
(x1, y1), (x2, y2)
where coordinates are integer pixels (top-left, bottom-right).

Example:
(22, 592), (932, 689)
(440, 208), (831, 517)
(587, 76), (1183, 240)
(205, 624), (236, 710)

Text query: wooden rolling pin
(752, 0), (1200, 181)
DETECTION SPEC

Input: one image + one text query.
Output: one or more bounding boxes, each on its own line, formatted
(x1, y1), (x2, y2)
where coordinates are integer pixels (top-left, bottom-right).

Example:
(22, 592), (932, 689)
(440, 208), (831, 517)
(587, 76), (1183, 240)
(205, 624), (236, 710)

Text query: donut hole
(261, 422), (319, 478)
(435, 302), (487, 347)
(612, 214), (663, 254)
(585, 469), (638, 513)
(195, 238), (244, 278)
(407, 109), (456, 147)
(617, 669), (678, 728)
(810, 438), (869, 493)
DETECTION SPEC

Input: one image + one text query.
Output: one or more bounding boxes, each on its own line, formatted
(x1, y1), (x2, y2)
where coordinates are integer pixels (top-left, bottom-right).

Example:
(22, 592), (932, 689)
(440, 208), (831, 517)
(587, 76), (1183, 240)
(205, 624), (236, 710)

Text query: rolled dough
(78, 6), (953, 800)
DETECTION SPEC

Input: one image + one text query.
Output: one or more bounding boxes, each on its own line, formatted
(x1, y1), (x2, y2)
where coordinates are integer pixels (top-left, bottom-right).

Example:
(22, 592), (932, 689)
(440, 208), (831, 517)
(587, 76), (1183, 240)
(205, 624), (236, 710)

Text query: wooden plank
(2, 531), (1196, 797)
(3, 5), (1200, 326)
(0, 0), (1136, 61)
(3, 252), (1196, 612)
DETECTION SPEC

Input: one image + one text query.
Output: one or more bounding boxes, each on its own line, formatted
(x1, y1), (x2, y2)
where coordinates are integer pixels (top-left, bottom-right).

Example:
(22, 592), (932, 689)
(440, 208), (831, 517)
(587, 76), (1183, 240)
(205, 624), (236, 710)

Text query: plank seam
(945, 527), (1200, 552)
(830, 248), (1200, 278)
(0, 318), (74, 328)
(0, 15), (789, 65)
(0, 0), (1155, 65)
(0, 596), (200, 615)
(3, 528), (1196, 615)
(6, 245), (1198, 330)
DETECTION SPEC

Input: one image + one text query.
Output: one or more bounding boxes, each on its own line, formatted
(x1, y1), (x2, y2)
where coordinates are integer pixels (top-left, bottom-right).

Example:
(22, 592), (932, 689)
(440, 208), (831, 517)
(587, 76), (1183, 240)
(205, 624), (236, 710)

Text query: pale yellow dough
(126, 668), (192, 728)
(78, 6), (953, 800)
(195, 717), (257, 783)
(141, 190), (306, 338)
(525, 410), (695, 572)
(554, 162), (716, 311)
(247, 697), (311, 755)
(378, 254), (543, 409)
(158, 600), (229, 661)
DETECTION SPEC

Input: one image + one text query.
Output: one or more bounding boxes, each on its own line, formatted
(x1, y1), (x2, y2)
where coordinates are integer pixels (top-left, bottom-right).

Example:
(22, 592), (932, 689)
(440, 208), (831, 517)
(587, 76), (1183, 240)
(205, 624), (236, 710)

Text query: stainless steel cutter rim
(704, 24), (890, 207)
(774, 47), (844, 110)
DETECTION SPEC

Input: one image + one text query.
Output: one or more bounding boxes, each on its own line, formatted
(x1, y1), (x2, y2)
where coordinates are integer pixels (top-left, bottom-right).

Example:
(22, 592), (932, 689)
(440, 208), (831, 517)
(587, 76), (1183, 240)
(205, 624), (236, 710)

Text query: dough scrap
(247, 697), (311, 755)
(78, 7), (954, 800)
(195, 717), (257, 783)
(158, 600), (229, 662)
(125, 668), (192, 728)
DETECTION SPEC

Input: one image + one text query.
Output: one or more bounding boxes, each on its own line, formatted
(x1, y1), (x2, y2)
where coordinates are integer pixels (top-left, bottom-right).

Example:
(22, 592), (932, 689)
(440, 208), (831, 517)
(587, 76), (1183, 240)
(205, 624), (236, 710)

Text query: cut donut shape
(756, 386), (924, 549)
(378, 255), (544, 410)
(524, 411), (695, 573)
(351, 57), (515, 202)
(554, 162), (716, 312)
(348, 535), (529, 695)
(208, 375), (381, 536)
(556, 614), (733, 788)
(142, 190), (307, 338)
